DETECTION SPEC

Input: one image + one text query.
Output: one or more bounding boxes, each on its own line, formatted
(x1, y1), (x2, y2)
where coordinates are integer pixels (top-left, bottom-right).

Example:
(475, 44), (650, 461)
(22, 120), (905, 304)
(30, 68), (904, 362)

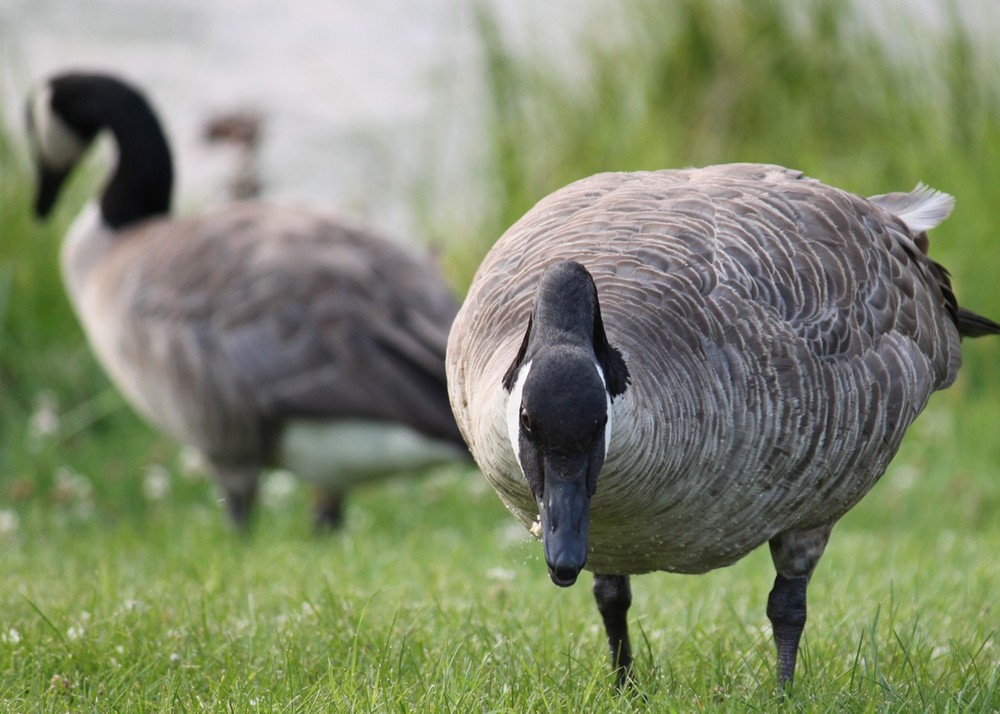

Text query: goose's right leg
(766, 524), (833, 689)
(213, 463), (260, 528)
(594, 573), (633, 687)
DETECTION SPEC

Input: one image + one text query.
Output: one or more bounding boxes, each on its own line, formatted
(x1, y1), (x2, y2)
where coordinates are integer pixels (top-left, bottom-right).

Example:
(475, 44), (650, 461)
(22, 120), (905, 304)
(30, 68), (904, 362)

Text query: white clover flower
(3, 628), (22, 645)
(177, 446), (207, 481)
(122, 599), (145, 613)
(262, 470), (297, 507)
(65, 611), (91, 641)
(486, 567), (516, 582)
(143, 464), (171, 501)
(54, 466), (93, 503)
(0, 510), (19, 537)
(28, 390), (60, 450)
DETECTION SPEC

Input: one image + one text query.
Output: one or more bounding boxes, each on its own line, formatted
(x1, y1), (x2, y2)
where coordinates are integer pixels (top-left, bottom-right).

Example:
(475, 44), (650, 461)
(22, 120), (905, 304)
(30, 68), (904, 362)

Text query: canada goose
(446, 163), (999, 687)
(202, 108), (264, 200)
(27, 70), (467, 528)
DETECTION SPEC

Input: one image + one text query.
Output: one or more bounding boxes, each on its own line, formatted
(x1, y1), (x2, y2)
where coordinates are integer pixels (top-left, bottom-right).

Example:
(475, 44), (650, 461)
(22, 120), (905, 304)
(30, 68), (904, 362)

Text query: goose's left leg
(593, 573), (633, 687)
(313, 488), (346, 530)
(766, 524), (833, 689)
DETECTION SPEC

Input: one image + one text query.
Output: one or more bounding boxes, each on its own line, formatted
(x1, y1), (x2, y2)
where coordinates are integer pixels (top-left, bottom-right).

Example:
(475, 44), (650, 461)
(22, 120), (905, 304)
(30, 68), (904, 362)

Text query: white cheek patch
(31, 86), (86, 170)
(595, 362), (613, 459)
(505, 360), (532, 475)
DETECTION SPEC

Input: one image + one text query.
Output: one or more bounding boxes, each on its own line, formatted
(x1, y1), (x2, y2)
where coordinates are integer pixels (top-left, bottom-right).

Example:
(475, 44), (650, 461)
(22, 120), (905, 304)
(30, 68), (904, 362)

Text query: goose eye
(519, 406), (532, 435)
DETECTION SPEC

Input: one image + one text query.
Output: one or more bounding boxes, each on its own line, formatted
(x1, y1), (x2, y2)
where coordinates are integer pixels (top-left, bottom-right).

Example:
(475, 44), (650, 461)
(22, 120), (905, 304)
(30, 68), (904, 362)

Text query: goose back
(448, 163), (964, 574)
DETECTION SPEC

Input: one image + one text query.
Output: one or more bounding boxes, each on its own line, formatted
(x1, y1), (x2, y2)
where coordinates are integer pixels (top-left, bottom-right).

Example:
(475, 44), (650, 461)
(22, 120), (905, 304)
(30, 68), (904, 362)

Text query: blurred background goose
(201, 107), (265, 201)
(26, 70), (467, 528)
(446, 163), (999, 687)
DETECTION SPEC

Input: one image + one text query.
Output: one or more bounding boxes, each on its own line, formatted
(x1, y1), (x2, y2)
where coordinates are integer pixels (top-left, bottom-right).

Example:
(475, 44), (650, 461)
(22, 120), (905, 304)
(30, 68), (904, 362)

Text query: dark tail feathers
(957, 307), (1000, 338)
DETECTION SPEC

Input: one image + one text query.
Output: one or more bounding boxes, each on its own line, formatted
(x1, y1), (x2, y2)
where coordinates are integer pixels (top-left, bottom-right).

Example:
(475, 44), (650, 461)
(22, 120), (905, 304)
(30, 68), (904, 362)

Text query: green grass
(3, 0), (1000, 710)
(1, 464), (998, 711)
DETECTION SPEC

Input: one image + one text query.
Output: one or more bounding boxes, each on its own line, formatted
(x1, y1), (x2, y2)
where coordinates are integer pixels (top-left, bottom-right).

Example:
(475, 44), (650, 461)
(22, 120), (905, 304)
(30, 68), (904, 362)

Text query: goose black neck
(532, 261), (601, 346)
(54, 74), (173, 229)
(100, 80), (173, 228)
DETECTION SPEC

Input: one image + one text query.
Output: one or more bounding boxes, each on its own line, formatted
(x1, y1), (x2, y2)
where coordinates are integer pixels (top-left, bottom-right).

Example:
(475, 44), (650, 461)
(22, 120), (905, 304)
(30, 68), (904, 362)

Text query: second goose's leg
(593, 573), (633, 687)
(766, 524), (833, 689)
(213, 463), (260, 528)
(313, 488), (346, 530)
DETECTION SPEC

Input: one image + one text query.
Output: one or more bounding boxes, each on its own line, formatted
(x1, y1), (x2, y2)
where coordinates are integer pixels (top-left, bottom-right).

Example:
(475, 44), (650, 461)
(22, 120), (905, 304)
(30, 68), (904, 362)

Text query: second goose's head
(502, 261), (630, 587)
(26, 71), (172, 226)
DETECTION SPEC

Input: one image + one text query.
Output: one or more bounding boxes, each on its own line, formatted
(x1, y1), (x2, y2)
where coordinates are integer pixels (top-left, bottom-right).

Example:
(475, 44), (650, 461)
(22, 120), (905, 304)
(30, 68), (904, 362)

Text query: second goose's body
(447, 163), (998, 686)
(29, 71), (465, 526)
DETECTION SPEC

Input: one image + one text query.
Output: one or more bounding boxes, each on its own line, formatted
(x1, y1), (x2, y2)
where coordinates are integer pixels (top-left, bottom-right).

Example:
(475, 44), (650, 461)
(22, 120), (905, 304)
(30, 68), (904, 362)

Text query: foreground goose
(27, 71), (466, 527)
(446, 164), (999, 687)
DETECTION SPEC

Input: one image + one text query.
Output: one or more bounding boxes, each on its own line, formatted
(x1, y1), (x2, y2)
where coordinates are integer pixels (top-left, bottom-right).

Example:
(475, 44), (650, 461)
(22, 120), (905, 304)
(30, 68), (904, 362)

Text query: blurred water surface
(1, 0), (587, 238)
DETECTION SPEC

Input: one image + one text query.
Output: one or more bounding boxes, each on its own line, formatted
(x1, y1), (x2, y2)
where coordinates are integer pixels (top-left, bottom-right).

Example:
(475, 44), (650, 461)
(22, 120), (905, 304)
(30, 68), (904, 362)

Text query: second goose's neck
(97, 81), (173, 229)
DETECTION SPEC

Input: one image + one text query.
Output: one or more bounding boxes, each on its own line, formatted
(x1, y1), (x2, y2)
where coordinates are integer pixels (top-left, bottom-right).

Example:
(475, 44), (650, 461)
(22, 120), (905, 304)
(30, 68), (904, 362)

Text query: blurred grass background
(1, 0), (999, 710)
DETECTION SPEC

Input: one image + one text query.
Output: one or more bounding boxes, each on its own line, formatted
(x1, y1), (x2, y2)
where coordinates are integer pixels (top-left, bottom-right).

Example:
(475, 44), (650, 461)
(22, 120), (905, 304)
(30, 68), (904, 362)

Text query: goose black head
(502, 261), (629, 587)
(26, 75), (99, 218)
(25, 72), (172, 226)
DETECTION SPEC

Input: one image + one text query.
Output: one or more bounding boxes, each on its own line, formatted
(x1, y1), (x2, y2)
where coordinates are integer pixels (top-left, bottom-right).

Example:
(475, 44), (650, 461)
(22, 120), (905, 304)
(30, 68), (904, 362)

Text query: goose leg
(766, 524), (832, 689)
(593, 573), (633, 687)
(213, 463), (260, 528)
(313, 488), (346, 530)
